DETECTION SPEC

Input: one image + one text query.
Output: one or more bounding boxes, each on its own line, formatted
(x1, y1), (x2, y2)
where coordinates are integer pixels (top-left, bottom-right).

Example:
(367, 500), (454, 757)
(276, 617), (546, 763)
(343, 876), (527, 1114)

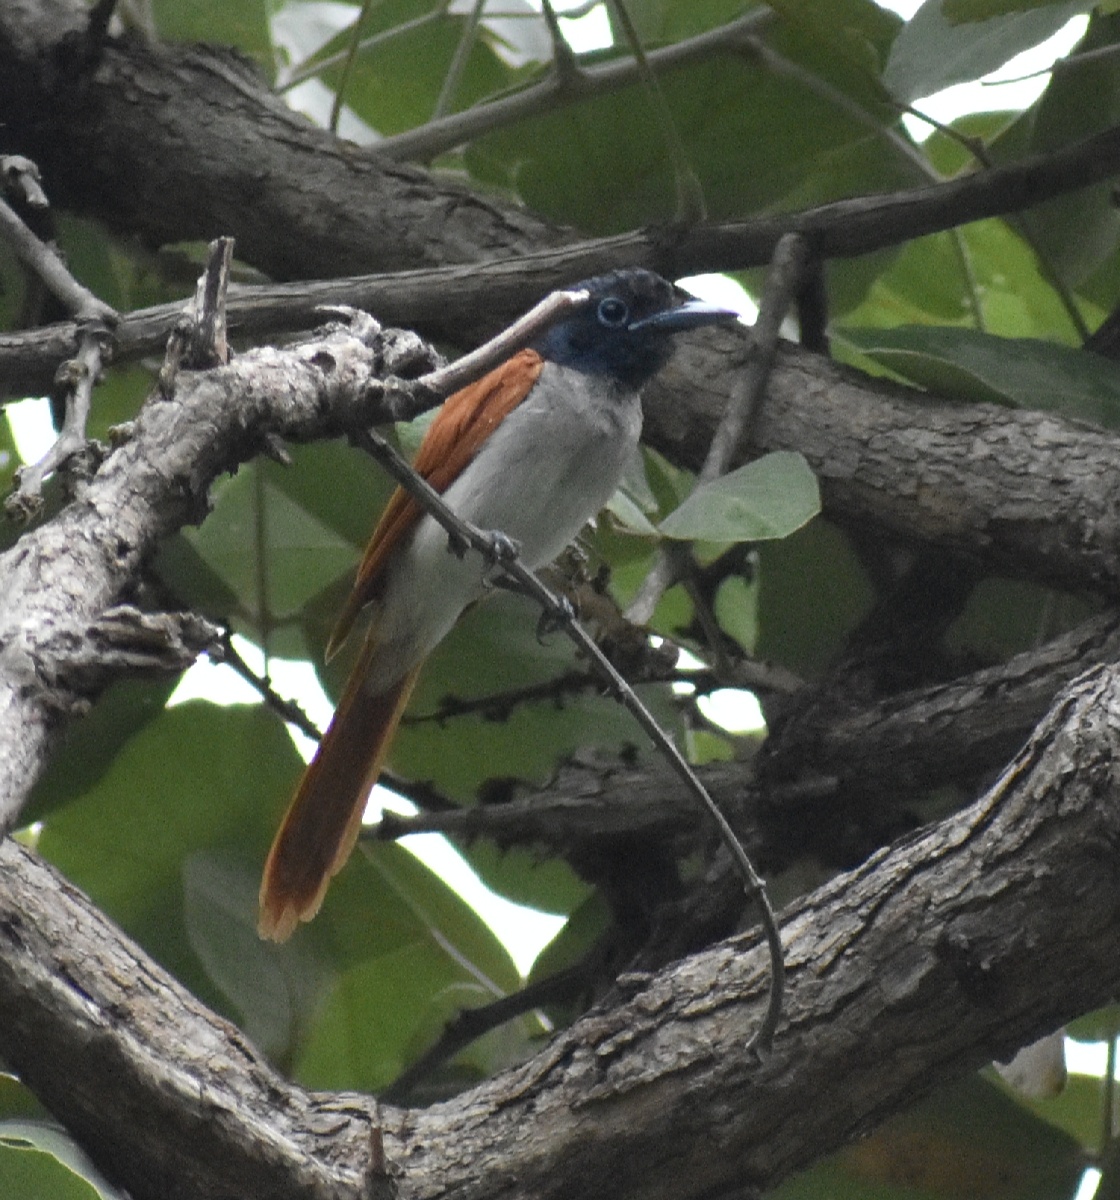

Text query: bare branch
(626, 232), (811, 625)
(3, 661), (1120, 1200)
(417, 285), (591, 395)
(0, 314), (438, 833)
(371, 9), (774, 162)
(7, 118), (1120, 400)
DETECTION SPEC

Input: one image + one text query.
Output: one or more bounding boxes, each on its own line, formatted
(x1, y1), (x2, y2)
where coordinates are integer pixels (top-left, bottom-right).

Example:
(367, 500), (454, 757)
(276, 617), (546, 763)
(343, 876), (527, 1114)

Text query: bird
(258, 268), (738, 941)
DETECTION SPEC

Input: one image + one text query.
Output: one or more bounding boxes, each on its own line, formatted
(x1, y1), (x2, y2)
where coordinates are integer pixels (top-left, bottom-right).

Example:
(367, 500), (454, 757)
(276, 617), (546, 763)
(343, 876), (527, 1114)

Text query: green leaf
(313, 8), (521, 136)
(947, 578), (1092, 662)
(944, 0), (1090, 20)
(0, 1075), (47, 1121)
(1066, 1003), (1120, 1042)
(884, 0), (1091, 102)
(150, 0), (274, 65)
(844, 325), (1120, 426)
(25, 676), (181, 823)
(182, 852), (333, 1061)
(36, 702), (305, 1022)
(384, 592), (685, 800)
(462, 841), (592, 918)
(714, 574), (760, 655)
(1013, 1070), (1108, 1150)
(754, 518), (874, 678)
(466, 2), (917, 239)
(658, 452), (820, 543)
(181, 461), (360, 634)
(292, 840), (522, 1092)
(988, 12), (1120, 287)
(0, 1122), (124, 1200)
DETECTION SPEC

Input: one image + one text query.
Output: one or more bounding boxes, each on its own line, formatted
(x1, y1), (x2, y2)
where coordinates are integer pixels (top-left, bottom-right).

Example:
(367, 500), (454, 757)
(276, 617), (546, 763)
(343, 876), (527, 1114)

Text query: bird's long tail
(258, 645), (420, 942)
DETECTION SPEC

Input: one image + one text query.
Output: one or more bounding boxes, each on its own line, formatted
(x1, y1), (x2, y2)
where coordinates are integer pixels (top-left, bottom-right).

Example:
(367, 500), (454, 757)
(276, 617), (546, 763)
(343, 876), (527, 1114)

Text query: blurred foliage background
(4, 0), (1120, 1198)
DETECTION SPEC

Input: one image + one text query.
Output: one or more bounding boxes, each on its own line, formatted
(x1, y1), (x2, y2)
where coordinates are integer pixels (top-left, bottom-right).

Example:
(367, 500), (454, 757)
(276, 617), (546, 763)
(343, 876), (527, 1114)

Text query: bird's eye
(597, 297), (629, 327)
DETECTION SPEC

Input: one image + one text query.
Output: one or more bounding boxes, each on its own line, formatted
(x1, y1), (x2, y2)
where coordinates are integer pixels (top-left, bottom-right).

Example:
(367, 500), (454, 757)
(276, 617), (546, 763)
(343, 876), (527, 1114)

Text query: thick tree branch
(0, 315), (438, 832)
(647, 335), (1120, 597)
(762, 609), (1120, 805)
(3, 0), (1120, 392)
(7, 107), (1120, 395)
(0, 0), (565, 285)
(2, 663), (1120, 1200)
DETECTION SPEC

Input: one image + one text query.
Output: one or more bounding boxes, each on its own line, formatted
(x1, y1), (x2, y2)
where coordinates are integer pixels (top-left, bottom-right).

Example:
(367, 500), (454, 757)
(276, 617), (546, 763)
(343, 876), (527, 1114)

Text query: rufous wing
(326, 348), (545, 659)
(259, 349), (545, 940)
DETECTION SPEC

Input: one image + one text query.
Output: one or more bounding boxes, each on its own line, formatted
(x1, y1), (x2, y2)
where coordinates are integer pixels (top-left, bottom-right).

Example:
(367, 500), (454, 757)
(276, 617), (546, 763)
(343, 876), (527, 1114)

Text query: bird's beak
(629, 298), (740, 334)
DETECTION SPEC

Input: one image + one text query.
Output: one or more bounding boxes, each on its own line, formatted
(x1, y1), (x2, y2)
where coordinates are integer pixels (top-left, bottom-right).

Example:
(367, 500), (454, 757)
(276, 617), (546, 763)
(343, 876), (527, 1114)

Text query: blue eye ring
(597, 297), (630, 327)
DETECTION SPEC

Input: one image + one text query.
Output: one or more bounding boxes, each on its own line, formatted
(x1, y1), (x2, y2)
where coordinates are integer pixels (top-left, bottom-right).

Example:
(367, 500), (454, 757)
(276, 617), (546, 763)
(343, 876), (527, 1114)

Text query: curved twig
(358, 427), (785, 1051)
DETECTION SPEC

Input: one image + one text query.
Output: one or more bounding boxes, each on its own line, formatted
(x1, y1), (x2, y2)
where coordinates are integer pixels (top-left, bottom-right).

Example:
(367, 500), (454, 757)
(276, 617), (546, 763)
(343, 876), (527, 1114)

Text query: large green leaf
(462, 840), (592, 919)
(754, 518), (874, 678)
(151, 0), (274, 65)
(383, 592), (685, 799)
(35, 699), (527, 1082)
(179, 460), (361, 650)
(310, 5), (522, 136)
(843, 325), (1120, 425)
(292, 840), (522, 1092)
(36, 703), (305, 1019)
(0, 1122), (124, 1200)
(658, 452), (820, 543)
(25, 676), (181, 823)
(988, 12), (1120, 287)
(947, 577), (1091, 663)
(884, 0), (1091, 103)
(466, 1), (917, 239)
(944, 0), (1091, 19)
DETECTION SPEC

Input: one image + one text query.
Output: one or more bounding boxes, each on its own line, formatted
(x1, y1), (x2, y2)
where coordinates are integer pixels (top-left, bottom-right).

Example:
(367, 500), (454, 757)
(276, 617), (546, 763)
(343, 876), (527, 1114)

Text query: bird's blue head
(534, 268), (739, 389)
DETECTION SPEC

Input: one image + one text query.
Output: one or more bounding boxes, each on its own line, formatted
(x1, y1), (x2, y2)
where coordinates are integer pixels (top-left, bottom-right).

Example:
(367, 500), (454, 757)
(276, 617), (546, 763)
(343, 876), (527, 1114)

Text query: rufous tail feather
(258, 652), (421, 942)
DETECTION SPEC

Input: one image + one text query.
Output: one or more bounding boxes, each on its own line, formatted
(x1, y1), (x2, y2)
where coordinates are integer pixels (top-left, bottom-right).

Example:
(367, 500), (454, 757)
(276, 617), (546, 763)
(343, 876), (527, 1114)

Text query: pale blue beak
(629, 297), (739, 334)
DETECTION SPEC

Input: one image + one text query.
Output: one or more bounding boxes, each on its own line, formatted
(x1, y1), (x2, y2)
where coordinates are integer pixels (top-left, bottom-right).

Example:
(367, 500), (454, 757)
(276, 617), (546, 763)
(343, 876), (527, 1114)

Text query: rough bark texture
(0, 0), (566, 282)
(3, 2), (1120, 1197)
(2, 662), (1120, 1200)
(0, 318), (437, 830)
(652, 336), (1120, 595)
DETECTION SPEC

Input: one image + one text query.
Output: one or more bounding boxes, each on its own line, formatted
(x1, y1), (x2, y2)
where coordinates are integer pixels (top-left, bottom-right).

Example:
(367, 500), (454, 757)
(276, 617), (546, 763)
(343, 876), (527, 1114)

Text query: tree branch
(370, 9), (774, 162)
(3, 662), (1120, 1200)
(7, 112), (1120, 396)
(0, 314), (438, 833)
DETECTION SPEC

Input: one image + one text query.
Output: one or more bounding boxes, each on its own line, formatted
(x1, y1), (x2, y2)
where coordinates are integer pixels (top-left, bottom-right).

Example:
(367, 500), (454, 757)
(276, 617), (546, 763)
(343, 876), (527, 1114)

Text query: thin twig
(358, 428), (784, 1052)
(0, 195), (116, 325)
(626, 234), (810, 626)
(382, 958), (599, 1104)
(606, 0), (705, 222)
(217, 629), (324, 743)
(432, 0), (487, 123)
(540, 0), (581, 83)
(371, 9), (774, 161)
(417, 284), (591, 396)
(281, 5), (445, 92)
(329, 0), (377, 133)
(0, 186), (118, 515)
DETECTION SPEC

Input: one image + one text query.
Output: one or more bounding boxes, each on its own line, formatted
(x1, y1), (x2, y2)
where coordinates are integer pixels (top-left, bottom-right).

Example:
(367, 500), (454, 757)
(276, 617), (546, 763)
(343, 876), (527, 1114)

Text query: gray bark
(2, 663), (1119, 1200)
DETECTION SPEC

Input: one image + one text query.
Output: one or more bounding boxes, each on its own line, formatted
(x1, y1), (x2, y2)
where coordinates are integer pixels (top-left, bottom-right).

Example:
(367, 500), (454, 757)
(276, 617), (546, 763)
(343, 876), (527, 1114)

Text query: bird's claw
(536, 594), (576, 642)
(485, 529), (520, 563)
